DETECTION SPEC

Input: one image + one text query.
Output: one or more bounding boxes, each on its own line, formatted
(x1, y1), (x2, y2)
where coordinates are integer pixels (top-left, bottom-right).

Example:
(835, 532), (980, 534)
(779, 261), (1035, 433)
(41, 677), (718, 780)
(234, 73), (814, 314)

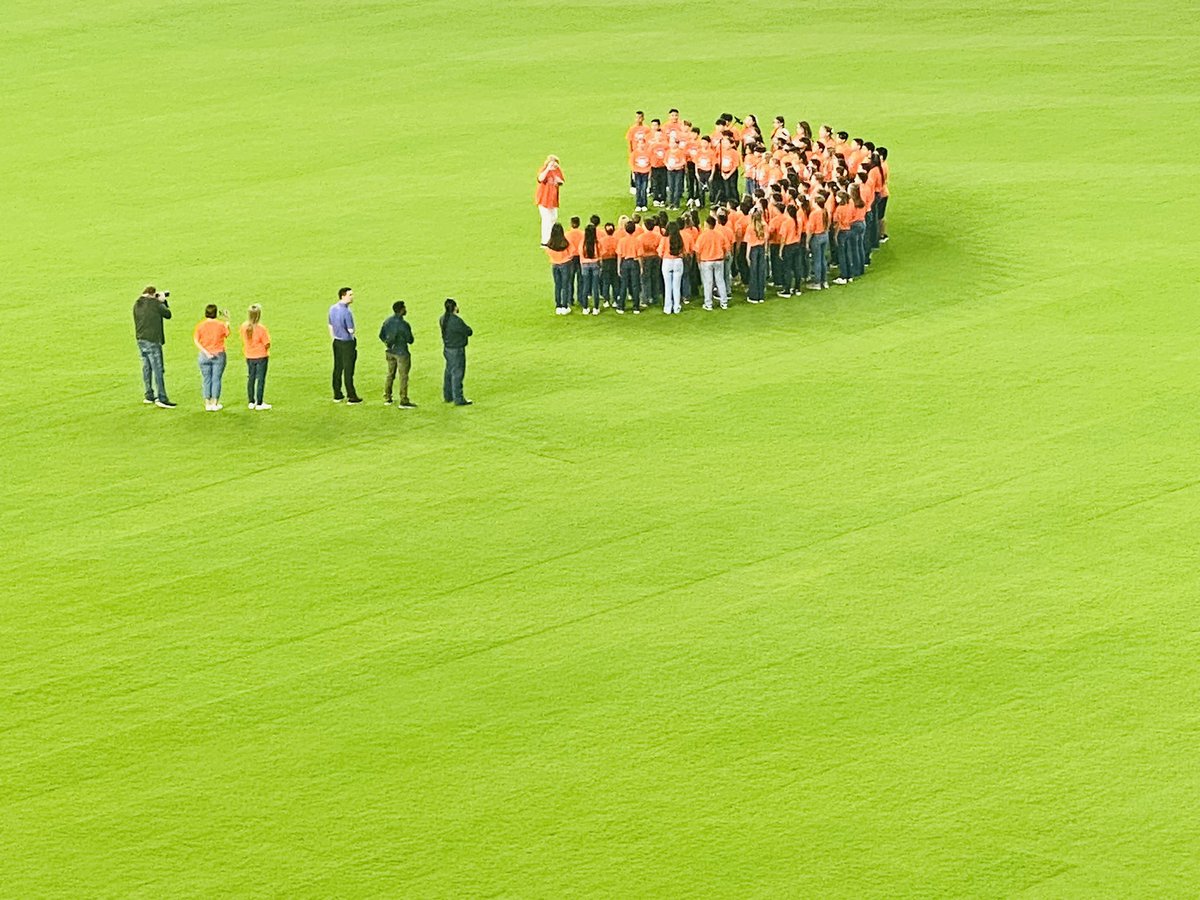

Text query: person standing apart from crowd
(625, 111), (650, 196)
(535, 155), (564, 244)
(695, 217), (729, 310)
(329, 287), (362, 403)
(194, 304), (230, 411)
(379, 300), (416, 407)
(241, 303), (271, 410)
(133, 285), (175, 407)
(440, 299), (473, 406)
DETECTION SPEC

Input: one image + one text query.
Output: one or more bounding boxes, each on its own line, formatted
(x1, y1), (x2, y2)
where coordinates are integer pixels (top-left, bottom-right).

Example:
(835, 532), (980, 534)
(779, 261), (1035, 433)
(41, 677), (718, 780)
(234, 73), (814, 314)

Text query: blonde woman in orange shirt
(193, 304), (231, 411)
(241, 304), (272, 409)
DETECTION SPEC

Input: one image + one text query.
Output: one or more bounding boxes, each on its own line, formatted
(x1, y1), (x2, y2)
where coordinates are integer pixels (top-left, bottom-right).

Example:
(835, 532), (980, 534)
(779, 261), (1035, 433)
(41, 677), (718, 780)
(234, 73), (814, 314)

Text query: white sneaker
(834, 277), (847, 285)
(205, 402), (213, 411)
(212, 403), (223, 411)
(703, 305), (713, 311)
(591, 308), (599, 315)
(248, 402), (256, 409)
(615, 308), (625, 314)
(255, 403), (272, 410)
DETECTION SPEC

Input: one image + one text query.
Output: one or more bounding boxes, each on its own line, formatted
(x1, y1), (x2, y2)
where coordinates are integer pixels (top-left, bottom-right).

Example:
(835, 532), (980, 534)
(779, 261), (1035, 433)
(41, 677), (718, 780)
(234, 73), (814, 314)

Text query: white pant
(700, 260), (728, 308)
(662, 258), (684, 313)
(539, 206), (558, 244)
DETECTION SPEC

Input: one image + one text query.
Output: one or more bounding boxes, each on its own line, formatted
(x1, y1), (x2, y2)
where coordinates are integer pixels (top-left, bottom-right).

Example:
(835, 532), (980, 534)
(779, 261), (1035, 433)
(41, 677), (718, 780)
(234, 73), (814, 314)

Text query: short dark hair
(338, 286), (352, 298)
(204, 304), (218, 318)
(668, 107), (679, 115)
(635, 110), (644, 116)
(651, 118), (661, 126)
(393, 301), (406, 314)
(570, 216), (580, 227)
(142, 285), (157, 296)
(625, 221), (635, 233)
(837, 131), (848, 141)
(444, 298), (457, 314)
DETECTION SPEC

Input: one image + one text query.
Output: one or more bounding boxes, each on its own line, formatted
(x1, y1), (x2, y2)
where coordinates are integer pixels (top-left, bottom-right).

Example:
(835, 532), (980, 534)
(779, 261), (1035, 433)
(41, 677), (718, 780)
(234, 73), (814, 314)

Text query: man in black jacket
(133, 285), (176, 408)
(439, 298), (473, 406)
(378, 300), (416, 408)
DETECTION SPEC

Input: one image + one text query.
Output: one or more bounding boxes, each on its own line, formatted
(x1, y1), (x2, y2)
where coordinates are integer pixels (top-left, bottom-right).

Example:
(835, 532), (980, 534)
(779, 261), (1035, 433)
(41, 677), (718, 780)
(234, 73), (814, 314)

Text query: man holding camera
(133, 285), (176, 408)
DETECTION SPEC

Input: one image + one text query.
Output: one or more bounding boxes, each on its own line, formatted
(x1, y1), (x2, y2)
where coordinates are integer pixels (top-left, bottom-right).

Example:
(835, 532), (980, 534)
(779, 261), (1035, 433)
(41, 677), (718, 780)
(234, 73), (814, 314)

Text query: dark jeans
(850, 221), (867, 276)
(686, 162), (698, 202)
(667, 169), (684, 207)
(442, 347), (467, 404)
(810, 232), (830, 285)
(836, 230), (854, 278)
(552, 261), (572, 309)
(137, 339), (169, 402)
(246, 356), (268, 405)
(768, 244), (782, 286)
(385, 352), (410, 403)
(332, 339), (359, 400)
(695, 169), (712, 206)
(579, 262), (601, 310)
(640, 256), (662, 302)
(633, 172), (649, 207)
(747, 244), (767, 300)
(600, 258), (618, 303)
(618, 259), (640, 310)
(781, 243), (802, 292)
(722, 171), (738, 201)
(569, 257), (581, 304)
(650, 166), (666, 203)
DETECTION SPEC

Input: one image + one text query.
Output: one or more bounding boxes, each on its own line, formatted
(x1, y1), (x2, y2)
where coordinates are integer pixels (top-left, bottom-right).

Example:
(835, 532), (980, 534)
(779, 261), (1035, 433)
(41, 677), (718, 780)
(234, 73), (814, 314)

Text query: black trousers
(332, 339), (359, 400)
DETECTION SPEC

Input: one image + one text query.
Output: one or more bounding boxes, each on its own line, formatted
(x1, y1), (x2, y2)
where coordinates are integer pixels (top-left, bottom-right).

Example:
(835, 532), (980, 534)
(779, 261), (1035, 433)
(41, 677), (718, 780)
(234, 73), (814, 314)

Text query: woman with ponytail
(744, 208), (768, 304)
(241, 304), (271, 409)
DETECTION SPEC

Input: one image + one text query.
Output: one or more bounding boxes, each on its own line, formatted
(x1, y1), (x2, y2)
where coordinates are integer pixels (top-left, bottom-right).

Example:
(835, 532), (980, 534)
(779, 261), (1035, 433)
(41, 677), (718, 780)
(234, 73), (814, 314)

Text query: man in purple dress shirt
(328, 287), (362, 403)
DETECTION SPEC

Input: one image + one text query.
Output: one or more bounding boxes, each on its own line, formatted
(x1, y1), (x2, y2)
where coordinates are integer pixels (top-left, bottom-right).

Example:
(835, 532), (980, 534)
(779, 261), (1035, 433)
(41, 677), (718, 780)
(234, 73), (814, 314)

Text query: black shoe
(154, 399), (177, 408)
(383, 398), (393, 405)
(399, 401), (417, 409)
(347, 397), (363, 404)
(454, 400), (473, 406)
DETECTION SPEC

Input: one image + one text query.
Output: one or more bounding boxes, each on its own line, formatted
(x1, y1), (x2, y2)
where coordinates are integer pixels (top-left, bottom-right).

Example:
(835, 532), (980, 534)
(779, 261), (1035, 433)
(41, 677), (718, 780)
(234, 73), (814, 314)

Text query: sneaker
(255, 403), (272, 410)
(615, 308), (625, 314)
(398, 401), (417, 409)
(591, 308), (599, 315)
(778, 291), (792, 298)
(347, 397), (363, 404)
(454, 399), (473, 406)
(248, 402), (256, 409)
(703, 305), (713, 311)
(143, 397), (155, 405)
(155, 399), (176, 408)
(720, 304), (729, 310)
(633, 308), (640, 314)
(383, 398), (393, 404)
(602, 301), (610, 308)
(834, 278), (848, 285)
(212, 403), (223, 411)
(880, 236), (889, 244)
(812, 284), (824, 291)
(333, 397), (344, 403)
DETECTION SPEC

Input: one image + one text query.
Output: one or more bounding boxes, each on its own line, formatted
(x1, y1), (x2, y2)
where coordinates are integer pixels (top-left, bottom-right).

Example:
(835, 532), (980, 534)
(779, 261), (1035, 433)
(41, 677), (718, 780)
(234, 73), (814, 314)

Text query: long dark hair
(667, 221), (683, 257)
(440, 298), (456, 339)
(583, 223), (597, 258)
(545, 222), (568, 251)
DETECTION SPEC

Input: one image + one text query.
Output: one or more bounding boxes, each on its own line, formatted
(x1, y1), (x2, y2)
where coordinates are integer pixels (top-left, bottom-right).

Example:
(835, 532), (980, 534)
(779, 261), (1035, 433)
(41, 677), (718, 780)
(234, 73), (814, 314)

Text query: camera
(156, 291), (170, 299)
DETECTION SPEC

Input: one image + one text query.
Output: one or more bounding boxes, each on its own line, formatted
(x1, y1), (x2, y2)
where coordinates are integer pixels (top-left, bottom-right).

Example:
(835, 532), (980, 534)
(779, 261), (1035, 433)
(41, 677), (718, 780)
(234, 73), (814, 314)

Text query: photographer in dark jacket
(379, 300), (416, 408)
(439, 298), (473, 406)
(133, 285), (176, 408)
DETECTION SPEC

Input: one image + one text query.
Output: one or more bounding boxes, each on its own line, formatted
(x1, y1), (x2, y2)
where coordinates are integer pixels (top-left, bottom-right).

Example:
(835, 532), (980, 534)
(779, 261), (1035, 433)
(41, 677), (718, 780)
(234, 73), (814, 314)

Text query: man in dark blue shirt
(378, 300), (416, 408)
(327, 286), (362, 403)
(439, 298), (473, 406)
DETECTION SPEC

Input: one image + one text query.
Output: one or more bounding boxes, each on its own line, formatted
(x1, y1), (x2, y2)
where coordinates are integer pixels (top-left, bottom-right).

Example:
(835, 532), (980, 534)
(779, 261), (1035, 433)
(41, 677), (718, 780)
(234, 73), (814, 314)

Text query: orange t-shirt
(629, 148), (652, 174)
(565, 228), (584, 257)
(858, 180), (876, 207)
(545, 245), (572, 265)
(617, 233), (641, 260)
(666, 147), (687, 170)
(665, 121), (688, 142)
(639, 229), (661, 256)
(743, 223), (766, 248)
(716, 223), (735, 253)
(806, 208), (828, 236)
(719, 149), (739, 174)
(194, 319), (229, 354)
(832, 205), (854, 231)
(695, 148), (715, 172)
(681, 228), (697, 254)
(686, 140), (702, 163)
(626, 124), (650, 148)
(851, 202), (868, 224)
(598, 232), (618, 259)
(649, 137), (668, 167)
(241, 322), (270, 359)
(766, 215), (786, 245)
(730, 210), (748, 242)
(777, 215), (799, 246)
(534, 165), (562, 208)
(880, 161), (890, 197)
(657, 235), (683, 260)
(694, 230), (726, 262)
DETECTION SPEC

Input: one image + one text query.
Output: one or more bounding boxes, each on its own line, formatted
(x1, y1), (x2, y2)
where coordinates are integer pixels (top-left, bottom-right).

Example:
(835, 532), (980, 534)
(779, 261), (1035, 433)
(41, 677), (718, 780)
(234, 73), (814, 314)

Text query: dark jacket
(133, 295), (172, 344)
(378, 314), (414, 356)
(439, 313), (473, 349)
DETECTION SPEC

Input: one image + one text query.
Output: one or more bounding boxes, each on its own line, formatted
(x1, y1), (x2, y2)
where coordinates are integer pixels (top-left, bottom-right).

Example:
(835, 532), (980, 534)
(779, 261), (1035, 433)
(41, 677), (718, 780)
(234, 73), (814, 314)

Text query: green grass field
(4, 0), (1200, 895)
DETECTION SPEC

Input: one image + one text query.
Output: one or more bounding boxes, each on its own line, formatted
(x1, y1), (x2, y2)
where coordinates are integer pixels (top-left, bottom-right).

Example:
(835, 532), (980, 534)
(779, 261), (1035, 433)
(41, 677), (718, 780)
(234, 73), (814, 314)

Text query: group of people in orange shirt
(541, 110), (890, 315)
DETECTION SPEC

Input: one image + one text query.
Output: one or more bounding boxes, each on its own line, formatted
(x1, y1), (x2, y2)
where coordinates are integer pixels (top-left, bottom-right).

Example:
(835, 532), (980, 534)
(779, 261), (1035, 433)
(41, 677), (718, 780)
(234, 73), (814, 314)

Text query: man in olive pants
(439, 298), (473, 406)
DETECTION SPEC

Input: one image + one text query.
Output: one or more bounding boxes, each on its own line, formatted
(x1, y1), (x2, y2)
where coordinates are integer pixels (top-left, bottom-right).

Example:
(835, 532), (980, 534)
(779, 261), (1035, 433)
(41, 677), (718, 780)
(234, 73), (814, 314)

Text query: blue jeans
(781, 243), (801, 292)
(246, 357), (268, 405)
(198, 350), (226, 399)
(641, 256), (662, 302)
(810, 232), (829, 286)
(850, 221), (867, 276)
(579, 262), (601, 310)
(633, 172), (649, 208)
(551, 262), (572, 309)
(137, 339), (168, 402)
(600, 258), (618, 303)
(618, 259), (641, 310)
(747, 245), (767, 301)
(667, 169), (684, 207)
(836, 230), (853, 278)
(443, 347), (467, 403)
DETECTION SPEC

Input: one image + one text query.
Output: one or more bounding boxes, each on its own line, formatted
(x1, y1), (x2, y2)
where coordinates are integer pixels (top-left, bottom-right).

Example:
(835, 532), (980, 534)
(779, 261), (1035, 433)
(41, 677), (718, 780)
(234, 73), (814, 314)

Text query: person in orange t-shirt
(765, 203), (787, 291)
(743, 209), (768, 303)
(693, 136), (716, 208)
(876, 147), (890, 243)
(241, 303), (272, 409)
(684, 127), (703, 207)
(564, 216), (585, 308)
(639, 222), (663, 306)
(544, 222), (574, 313)
(665, 137), (687, 209)
(626, 111), (649, 197)
(658, 221), (686, 314)
(805, 195), (831, 289)
(648, 121), (669, 207)
(832, 191), (857, 284)
(193, 304), (231, 410)
(598, 222), (619, 308)
(629, 137), (652, 211)
(694, 216), (729, 310)
(777, 207), (803, 297)
(535, 154), (564, 244)
(715, 211), (735, 295)
(615, 220), (642, 314)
